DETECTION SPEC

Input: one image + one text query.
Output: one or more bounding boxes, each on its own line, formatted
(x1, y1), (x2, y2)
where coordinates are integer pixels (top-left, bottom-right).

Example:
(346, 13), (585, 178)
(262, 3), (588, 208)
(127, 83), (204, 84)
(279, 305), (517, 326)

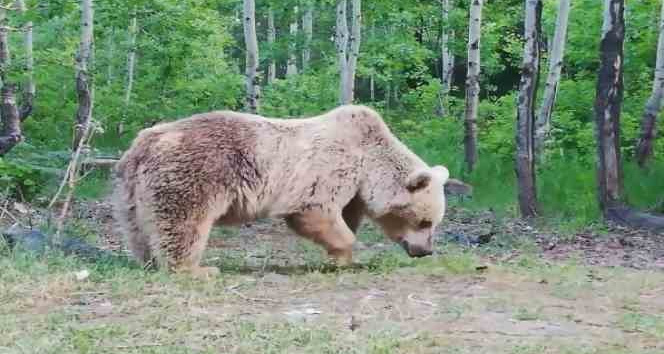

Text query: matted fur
(112, 105), (450, 274)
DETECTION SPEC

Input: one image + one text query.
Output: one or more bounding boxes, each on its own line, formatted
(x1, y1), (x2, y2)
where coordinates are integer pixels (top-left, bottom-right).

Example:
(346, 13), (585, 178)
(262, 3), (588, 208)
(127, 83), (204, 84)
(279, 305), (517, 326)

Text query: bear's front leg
(285, 209), (356, 266)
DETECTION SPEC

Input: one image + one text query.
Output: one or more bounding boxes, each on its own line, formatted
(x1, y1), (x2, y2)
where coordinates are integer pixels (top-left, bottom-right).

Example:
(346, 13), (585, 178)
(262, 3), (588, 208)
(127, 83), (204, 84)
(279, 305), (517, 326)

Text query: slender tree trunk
(0, 8), (9, 82)
(369, 23), (375, 102)
(0, 2), (35, 155)
(464, 0), (482, 172)
(635, 0), (664, 167)
(535, 0), (571, 152)
(594, 0), (625, 215)
(243, 0), (260, 113)
(438, 0), (454, 117)
(346, 0), (361, 103)
(267, 7), (276, 84)
(336, 0), (361, 105)
(386, 82), (391, 109)
(106, 28), (114, 86)
(516, 0), (542, 218)
(117, 11), (138, 135)
(370, 74), (375, 101)
(16, 0), (33, 121)
(0, 84), (20, 156)
(302, 2), (313, 71)
(336, 0), (349, 104)
(73, 0), (94, 150)
(286, 6), (298, 77)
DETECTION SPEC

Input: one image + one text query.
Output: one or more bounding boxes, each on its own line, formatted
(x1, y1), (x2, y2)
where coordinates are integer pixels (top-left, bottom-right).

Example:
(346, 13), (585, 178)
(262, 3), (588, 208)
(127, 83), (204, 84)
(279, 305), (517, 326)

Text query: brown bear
(112, 105), (453, 278)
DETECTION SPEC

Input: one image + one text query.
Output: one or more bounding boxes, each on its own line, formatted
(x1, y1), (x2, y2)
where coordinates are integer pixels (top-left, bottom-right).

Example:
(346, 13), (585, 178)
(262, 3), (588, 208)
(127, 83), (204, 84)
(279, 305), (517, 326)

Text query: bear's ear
(406, 170), (432, 193)
(431, 165), (450, 183)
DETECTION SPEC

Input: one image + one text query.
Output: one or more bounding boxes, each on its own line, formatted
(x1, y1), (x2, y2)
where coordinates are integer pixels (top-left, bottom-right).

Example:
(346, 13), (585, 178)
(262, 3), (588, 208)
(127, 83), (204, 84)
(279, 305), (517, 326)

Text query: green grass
(2, 239), (664, 354)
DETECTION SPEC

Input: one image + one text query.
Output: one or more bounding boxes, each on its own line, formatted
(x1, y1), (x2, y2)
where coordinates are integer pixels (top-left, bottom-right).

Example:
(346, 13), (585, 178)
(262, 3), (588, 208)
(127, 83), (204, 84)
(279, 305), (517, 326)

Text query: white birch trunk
(0, 7), (9, 82)
(438, 0), (454, 117)
(464, 0), (482, 171)
(336, 0), (361, 104)
(302, 3), (313, 70)
(336, 0), (349, 104)
(535, 0), (571, 152)
(635, 0), (664, 166)
(286, 6), (298, 77)
(516, 0), (542, 218)
(0, 8), (20, 156)
(117, 11), (138, 135)
(346, 0), (361, 103)
(267, 7), (276, 83)
(243, 0), (260, 113)
(73, 0), (94, 149)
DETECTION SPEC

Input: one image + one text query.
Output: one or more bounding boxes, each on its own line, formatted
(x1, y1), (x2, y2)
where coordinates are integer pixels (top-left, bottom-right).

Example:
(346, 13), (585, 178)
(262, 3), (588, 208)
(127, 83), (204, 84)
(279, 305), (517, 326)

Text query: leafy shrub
(0, 158), (44, 200)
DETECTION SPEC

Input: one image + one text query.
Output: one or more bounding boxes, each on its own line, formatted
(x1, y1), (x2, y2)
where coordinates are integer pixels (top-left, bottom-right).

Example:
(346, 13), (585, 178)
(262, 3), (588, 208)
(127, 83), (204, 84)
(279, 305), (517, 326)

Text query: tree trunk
(336, 0), (349, 104)
(0, 8), (9, 83)
(336, 0), (361, 105)
(0, 84), (21, 156)
(438, 0), (454, 117)
(594, 0), (625, 215)
(370, 74), (375, 101)
(16, 0), (33, 121)
(515, 0), (542, 218)
(73, 0), (94, 150)
(117, 11), (138, 136)
(635, 0), (664, 167)
(302, 3), (313, 71)
(464, 0), (482, 172)
(243, 0), (260, 113)
(535, 0), (571, 152)
(106, 28), (114, 86)
(346, 0), (361, 103)
(267, 7), (276, 84)
(286, 6), (298, 77)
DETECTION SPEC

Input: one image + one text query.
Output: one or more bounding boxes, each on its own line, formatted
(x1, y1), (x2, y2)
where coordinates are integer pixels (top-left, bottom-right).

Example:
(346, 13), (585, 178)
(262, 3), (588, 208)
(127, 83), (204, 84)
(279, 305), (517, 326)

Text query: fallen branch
(48, 121), (96, 241)
(606, 205), (664, 233)
(407, 293), (437, 307)
(0, 205), (21, 225)
(445, 178), (473, 197)
(80, 158), (118, 171)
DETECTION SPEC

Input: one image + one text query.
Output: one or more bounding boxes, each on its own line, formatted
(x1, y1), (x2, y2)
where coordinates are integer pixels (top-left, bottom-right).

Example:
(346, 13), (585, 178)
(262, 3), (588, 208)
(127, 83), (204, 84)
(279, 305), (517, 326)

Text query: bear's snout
(400, 240), (433, 258)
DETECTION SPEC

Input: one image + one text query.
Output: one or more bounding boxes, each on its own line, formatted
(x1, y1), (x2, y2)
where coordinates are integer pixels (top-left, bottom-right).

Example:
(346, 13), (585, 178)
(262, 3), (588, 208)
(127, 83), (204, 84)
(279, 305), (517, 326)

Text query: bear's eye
(418, 220), (432, 229)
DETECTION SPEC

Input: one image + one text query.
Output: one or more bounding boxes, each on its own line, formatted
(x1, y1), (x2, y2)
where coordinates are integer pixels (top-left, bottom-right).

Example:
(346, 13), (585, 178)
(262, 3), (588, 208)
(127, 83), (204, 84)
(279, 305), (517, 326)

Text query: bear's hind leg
(155, 213), (221, 280)
(285, 210), (356, 266)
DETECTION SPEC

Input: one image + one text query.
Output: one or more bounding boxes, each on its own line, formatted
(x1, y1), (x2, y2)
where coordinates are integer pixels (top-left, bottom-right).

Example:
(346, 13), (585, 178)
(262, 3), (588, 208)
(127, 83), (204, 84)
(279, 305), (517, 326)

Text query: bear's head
(374, 165), (449, 257)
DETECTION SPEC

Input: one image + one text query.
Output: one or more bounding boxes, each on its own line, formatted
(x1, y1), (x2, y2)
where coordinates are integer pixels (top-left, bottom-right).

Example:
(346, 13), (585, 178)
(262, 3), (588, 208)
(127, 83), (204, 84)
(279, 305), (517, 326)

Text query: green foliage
(0, 157), (43, 199)
(0, 0), (660, 228)
(260, 72), (338, 117)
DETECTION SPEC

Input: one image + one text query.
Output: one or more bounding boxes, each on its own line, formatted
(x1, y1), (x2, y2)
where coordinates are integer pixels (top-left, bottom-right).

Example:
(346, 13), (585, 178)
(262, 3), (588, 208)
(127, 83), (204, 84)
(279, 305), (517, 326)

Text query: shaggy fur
(112, 105), (450, 278)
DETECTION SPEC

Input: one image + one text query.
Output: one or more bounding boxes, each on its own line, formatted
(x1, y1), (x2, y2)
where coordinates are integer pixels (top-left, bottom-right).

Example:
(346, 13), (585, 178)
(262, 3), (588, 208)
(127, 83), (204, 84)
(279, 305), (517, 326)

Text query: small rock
(2, 226), (51, 254)
(75, 269), (90, 281)
(13, 202), (28, 214)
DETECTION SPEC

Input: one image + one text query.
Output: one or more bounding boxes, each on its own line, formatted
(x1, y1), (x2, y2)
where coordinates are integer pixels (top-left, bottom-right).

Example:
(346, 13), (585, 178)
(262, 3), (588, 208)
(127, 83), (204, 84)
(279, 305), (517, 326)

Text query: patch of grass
(618, 312), (664, 339)
(356, 223), (385, 244)
(73, 171), (111, 201)
(513, 307), (543, 321)
(209, 225), (241, 239)
(229, 320), (339, 353)
(510, 345), (548, 354)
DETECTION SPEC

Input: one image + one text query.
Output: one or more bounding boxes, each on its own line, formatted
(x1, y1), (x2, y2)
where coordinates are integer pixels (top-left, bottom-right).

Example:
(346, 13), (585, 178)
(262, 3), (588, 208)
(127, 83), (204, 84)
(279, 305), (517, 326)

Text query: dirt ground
(2, 199), (664, 353)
